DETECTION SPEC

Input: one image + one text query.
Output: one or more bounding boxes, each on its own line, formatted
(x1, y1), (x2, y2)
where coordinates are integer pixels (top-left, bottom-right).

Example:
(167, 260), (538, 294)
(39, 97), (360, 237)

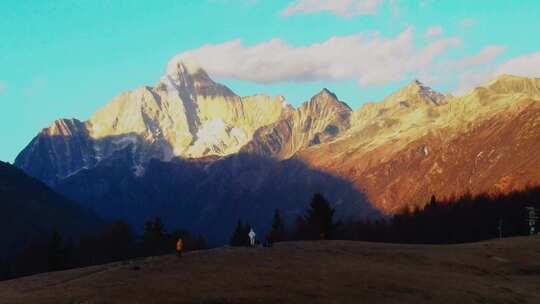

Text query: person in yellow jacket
(176, 238), (183, 257)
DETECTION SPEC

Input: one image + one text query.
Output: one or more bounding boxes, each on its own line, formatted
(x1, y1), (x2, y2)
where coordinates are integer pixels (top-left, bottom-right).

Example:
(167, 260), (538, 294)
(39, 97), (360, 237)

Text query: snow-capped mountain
(14, 59), (540, 241)
(16, 62), (289, 185)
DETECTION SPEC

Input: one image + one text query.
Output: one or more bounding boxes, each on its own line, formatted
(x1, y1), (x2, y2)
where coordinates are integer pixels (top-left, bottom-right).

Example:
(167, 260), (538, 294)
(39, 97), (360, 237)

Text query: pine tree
(271, 209), (286, 242)
(144, 217), (166, 241)
(230, 220), (250, 246)
(304, 193), (335, 240)
(142, 217), (167, 255)
(102, 220), (134, 261)
(47, 230), (67, 271)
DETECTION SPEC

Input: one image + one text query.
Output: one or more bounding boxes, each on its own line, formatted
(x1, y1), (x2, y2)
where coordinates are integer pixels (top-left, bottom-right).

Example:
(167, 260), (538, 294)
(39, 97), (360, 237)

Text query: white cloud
(456, 70), (490, 94)
(169, 28), (461, 86)
(281, 0), (383, 18)
(417, 46), (504, 90)
(451, 45), (505, 70)
(456, 52), (540, 94)
(424, 26), (443, 39)
(494, 52), (540, 77)
(0, 82), (5, 95)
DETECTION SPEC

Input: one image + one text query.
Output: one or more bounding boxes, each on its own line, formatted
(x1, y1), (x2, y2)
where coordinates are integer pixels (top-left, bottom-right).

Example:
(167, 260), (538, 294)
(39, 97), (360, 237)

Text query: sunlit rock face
(15, 58), (540, 217)
(241, 88), (352, 159)
(298, 75), (540, 212)
(15, 118), (98, 186)
(16, 62), (287, 185)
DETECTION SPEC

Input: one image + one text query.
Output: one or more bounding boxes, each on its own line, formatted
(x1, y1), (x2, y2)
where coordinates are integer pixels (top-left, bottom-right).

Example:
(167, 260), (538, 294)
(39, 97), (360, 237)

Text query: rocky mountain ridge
(299, 74), (540, 211)
(14, 62), (540, 217)
(16, 62), (290, 185)
(241, 88), (352, 158)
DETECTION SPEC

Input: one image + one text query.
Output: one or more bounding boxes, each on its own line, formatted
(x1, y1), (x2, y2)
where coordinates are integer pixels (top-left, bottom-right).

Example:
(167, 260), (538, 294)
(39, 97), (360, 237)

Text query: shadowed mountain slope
(0, 161), (102, 256)
(54, 152), (378, 244)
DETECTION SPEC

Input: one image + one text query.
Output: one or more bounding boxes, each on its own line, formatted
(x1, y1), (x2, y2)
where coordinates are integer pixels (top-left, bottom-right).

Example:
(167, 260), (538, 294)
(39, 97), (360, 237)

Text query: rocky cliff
(241, 88), (351, 158)
(16, 62), (287, 185)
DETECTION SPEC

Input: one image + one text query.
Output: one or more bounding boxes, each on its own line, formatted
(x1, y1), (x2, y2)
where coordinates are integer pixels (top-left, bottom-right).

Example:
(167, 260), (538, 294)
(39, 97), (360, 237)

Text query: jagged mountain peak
(385, 79), (446, 107)
(307, 88), (352, 112)
(316, 88), (338, 99)
(17, 57), (290, 184)
(408, 79), (424, 89)
(167, 60), (205, 76)
(44, 118), (87, 137)
(165, 60), (215, 86)
(242, 87), (352, 159)
(159, 59), (237, 98)
(14, 66), (540, 227)
(402, 79), (436, 95)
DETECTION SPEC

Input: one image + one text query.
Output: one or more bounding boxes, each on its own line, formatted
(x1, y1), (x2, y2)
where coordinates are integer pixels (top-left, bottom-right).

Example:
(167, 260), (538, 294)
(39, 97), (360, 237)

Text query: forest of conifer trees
(230, 188), (540, 246)
(3, 187), (539, 281)
(0, 217), (207, 281)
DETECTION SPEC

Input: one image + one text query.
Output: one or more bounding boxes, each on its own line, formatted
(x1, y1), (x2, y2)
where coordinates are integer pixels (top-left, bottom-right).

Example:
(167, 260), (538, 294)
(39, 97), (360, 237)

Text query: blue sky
(1, 0), (539, 162)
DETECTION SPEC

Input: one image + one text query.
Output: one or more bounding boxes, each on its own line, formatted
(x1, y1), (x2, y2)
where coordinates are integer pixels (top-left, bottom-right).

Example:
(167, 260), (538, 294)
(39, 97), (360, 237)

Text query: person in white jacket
(248, 228), (256, 247)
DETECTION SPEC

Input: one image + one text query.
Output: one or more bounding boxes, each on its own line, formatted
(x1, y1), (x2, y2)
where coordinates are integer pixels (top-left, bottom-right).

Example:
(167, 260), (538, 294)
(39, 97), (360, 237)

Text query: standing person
(248, 228), (256, 247)
(176, 238), (183, 257)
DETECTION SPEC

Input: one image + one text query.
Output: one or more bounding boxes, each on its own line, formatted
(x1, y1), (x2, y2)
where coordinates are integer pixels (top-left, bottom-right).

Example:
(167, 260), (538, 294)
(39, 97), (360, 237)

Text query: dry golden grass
(1, 236), (539, 304)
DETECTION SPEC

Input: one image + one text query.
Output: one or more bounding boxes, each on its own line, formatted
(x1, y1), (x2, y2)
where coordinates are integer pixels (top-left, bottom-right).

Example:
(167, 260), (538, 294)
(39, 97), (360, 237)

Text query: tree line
(230, 187), (540, 246)
(338, 187), (539, 244)
(0, 217), (207, 281)
(3, 187), (539, 280)
(229, 193), (339, 245)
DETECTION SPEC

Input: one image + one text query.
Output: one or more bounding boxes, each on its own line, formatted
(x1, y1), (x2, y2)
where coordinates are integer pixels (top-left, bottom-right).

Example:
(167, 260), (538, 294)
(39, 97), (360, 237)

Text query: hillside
(299, 75), (540, 212)
(1, 237), (539, 303)
(53, 154), (378, 244)
(0, 161), (102, 255)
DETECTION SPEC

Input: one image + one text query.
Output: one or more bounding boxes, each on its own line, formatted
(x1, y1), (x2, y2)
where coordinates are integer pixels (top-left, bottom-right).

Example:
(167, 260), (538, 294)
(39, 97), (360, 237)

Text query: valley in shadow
(53, 144), (380, 244)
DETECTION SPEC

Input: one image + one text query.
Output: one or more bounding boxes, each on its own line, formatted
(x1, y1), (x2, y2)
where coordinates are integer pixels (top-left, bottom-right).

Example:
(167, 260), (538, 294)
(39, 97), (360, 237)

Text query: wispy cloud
(494, 52), (540, 77)
(281, 0), (384, 18)
(450, 45), (505, 70)
(412, 44), (505, 88)
(456, 52), (540, 94)
(170, 28), (460, 86)
(424, 26), (443, 39)
(0, 82), (5, 95)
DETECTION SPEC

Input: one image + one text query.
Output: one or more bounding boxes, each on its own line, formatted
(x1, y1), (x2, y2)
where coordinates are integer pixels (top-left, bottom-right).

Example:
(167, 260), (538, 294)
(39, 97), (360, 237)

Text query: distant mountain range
(299, 75), (540, 212)
(0, 161), (101, 255)
(13, 61), (540, 242)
